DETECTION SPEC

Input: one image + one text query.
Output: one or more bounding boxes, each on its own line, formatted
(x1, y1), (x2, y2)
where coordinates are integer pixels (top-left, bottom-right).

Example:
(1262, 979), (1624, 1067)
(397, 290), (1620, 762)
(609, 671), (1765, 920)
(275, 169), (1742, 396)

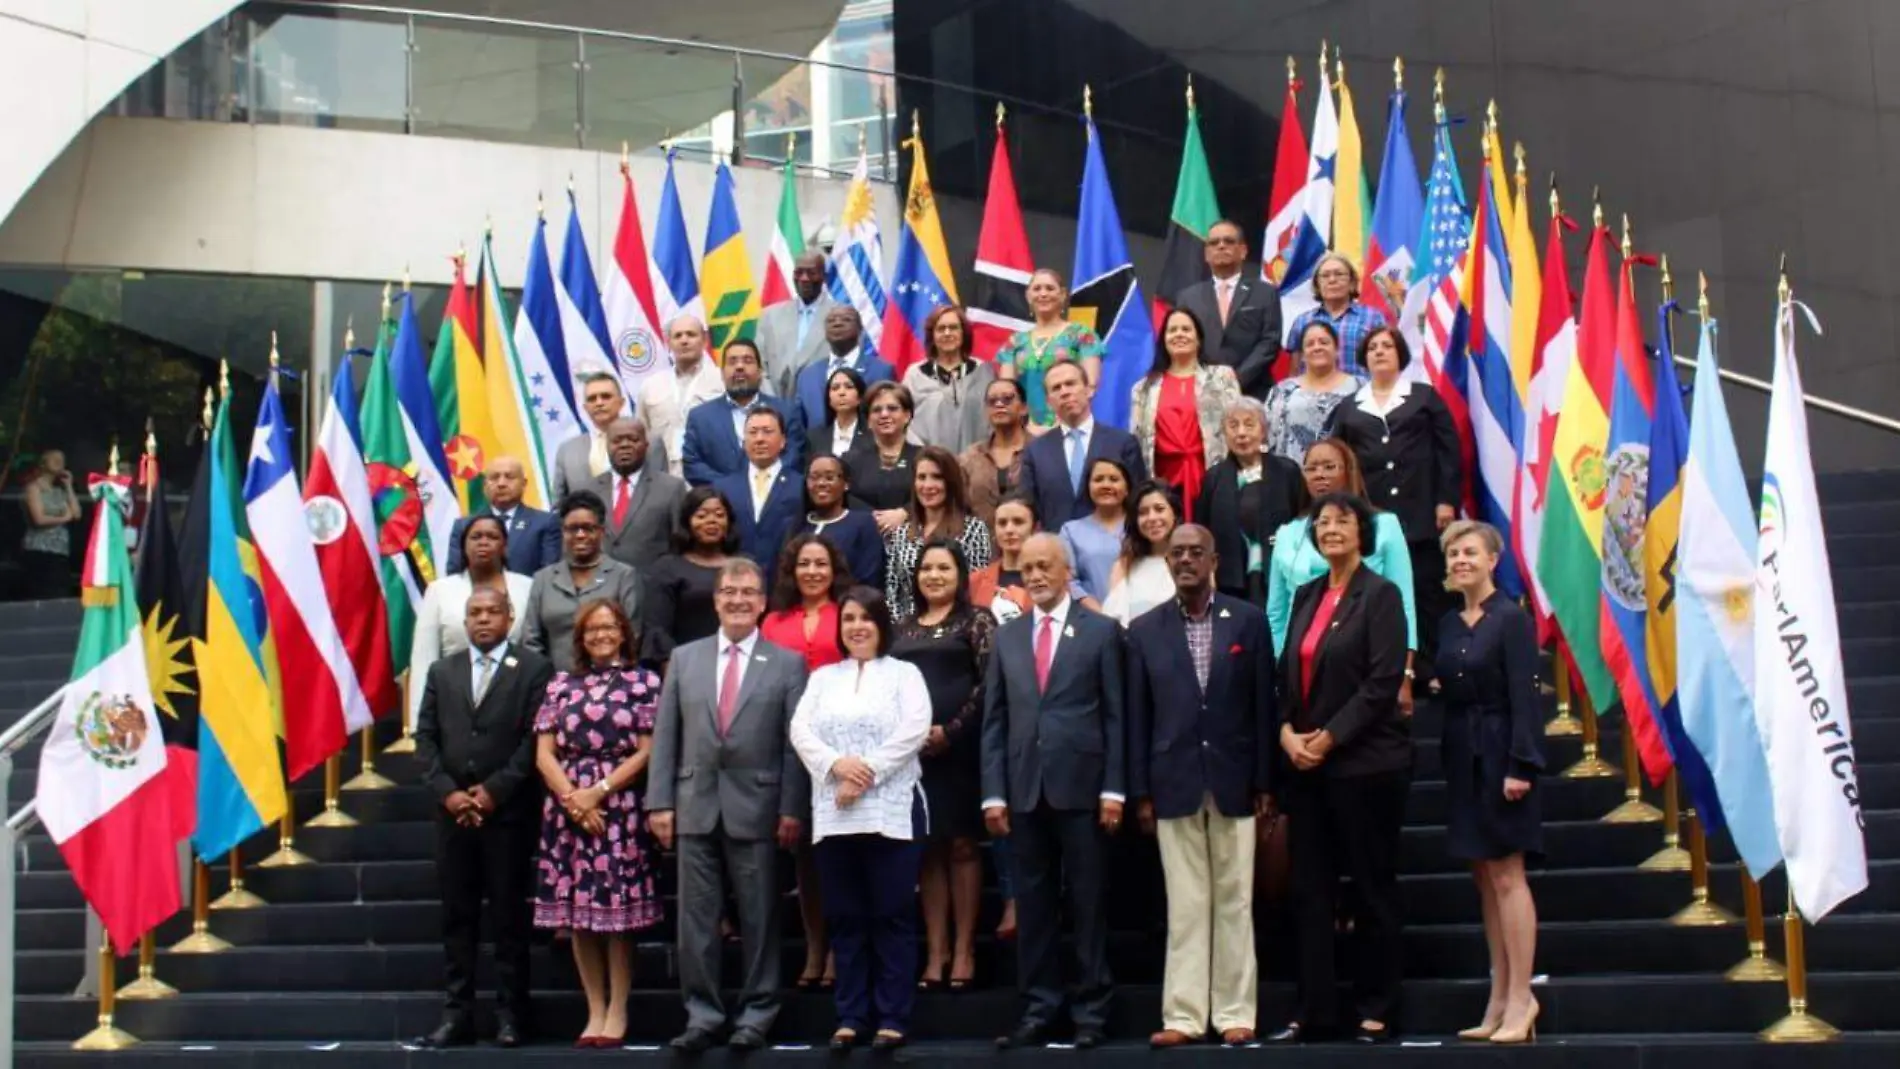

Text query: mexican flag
(36, 477), (181, 952)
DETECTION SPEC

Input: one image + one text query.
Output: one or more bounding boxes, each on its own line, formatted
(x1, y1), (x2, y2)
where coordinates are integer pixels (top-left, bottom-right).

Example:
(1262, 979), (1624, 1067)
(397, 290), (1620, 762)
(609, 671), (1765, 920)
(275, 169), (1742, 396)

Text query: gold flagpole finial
(1487, 98), (1499, 131)
(1316, 41), (1329, 89)
(1433, 67), (1447, 123)
(785, 131), (796, 161)
(144, 417), (156, 460)
(269, 330), (280, 371)
(343, 315), (355, 354)
(1661, 253), (1675, 298)
(620, 141), (630, 171)
(1186, 73), (1195, 112)
(108, 440), (119, 478)
(536, 191), (545, 219)
(995, 101), (1006, 130)
(1549, 173), (1561, 220)
(1591, 186), (1604, 230)
(1394, 56), (1404, 92)
(218, 360), (230, 400)
(1336, 52), (1346, 86)
(1620, 214), (1634, 259)
(1083, 83), (1093, 119)
(201, 387), (215, 430)
(1698, 271), (1711, 320)
(910, 108), (921, 144)
(380, 281), (393, 319)
(1287, 55), (1297, 87)
(401, 264), (411, 293)
(857, 121), (867, 154)
(1778, 253), (1791, 305)
(567, 172), (575, 197)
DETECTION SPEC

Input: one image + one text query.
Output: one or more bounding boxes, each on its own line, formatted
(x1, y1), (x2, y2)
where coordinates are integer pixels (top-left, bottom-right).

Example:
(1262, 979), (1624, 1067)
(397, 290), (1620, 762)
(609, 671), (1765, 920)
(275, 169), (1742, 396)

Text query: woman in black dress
(1433, 520), (1542, 1045)
(1197, 396), (1308, 606)
(891, 539), (996, 991)
(805, 366), (869, 462)
(845, 380), (923, 535)
(639, 486), (738, 662)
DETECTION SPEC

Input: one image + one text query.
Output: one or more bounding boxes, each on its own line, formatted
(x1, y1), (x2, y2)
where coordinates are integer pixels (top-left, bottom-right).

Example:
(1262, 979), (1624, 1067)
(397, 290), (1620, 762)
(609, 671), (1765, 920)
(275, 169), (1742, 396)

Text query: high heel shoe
(1458, 1011), (1505, 1041)
(1489, 1004), (1540, 1045)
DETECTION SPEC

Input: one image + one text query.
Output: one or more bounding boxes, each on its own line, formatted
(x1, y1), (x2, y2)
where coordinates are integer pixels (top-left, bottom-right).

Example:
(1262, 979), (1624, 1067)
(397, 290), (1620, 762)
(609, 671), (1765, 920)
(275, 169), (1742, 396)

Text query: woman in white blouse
(407, 515), (535, 730)
(1101, 480), (1183, 625)
(789, 586), (932, 1053)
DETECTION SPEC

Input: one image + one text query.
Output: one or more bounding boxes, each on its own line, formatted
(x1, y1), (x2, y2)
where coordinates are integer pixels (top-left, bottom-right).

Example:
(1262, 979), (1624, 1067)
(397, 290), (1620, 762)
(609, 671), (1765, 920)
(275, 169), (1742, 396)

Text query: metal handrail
(1674, 355), (1900, 435)
(0, 685), (65, 758)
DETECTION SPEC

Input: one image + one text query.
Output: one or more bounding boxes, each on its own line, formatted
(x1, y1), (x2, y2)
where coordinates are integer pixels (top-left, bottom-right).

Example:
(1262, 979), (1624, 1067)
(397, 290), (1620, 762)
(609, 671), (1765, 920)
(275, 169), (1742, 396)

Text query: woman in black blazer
(805, 366), (870, 464)
(1271, 491), (1412, 1046)
(1196, 396), (1308, 606)
(1324, 326), (1461, 662)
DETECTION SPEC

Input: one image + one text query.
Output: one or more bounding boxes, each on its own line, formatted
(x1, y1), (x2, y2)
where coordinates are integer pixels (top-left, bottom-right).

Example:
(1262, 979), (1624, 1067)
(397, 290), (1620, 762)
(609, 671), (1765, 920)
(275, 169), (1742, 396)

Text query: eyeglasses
(1205, 235), (1241, 246)
(563, 522), (603, 535)
(716, 586), (763, 599)
(869, 403), (907, 415)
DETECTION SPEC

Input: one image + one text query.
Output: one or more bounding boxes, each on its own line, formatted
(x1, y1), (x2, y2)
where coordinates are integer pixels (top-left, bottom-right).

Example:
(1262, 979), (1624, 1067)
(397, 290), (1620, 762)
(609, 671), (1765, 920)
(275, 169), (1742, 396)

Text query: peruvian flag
(304, 360), (400, 723)
(601, 159), (668, 393)
(968, 121), (1033, 362)
(244, 375), (374, 781)
(37, 476), (181, 953)
(761, 157), (804, 309)
(1259, 69), (1308, 288)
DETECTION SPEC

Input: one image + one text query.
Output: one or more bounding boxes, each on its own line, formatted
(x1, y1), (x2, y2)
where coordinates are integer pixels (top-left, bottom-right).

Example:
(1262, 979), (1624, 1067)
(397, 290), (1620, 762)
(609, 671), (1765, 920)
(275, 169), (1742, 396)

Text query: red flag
(1519, 210), (1580, 645)
(968, 123), (1033, 362)
(1261, 73), (1309, 287)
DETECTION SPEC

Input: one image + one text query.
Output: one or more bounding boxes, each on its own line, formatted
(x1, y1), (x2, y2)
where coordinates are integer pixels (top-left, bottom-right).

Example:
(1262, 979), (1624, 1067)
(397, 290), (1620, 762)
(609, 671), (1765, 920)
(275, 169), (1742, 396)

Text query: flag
(479, 232), (553, 507)
(1410, 120), (1475, 514)
(828, 147), (888, 358)
(1518, 209), (1578, 642)
(36, 474), (180, 952)
(1643, 300), (1722, 828)
(881, 125), (961, 377)
(1275, 63), (1338, 339)
(1363, 81), (1422, 322)
(1538, 223), (1619, 712)
(1599, 245), (1672, 784)
(555, 190), (620, 395)
(192, 390), (287, 860)
(1157, 95), (1220, 316)
(515, 213), (586, 482)
(304, 361), (399, 723)
(1755, 295), (1867, 921)
(969, 122), (1033, 362)
(761, 157), (805, 309)
(430, 255), (493, 513)
(1679, 315), (1781, 877)
(1261, 68), (1308, 285)
(1461, 144), (1525, 596)
(391, 292), (460, 571)
(702, 161), (762, 350)
(361, 310), (432, 671)
(601, 159), (668, 394)
(135, 440), (202, 844)
(1332, 61), (1372, 268)
(1504, 158), (1544, 615)
(1071, 114), (1154, 429)
(244, 374), (373, 781)
(651, 147), (702, 329)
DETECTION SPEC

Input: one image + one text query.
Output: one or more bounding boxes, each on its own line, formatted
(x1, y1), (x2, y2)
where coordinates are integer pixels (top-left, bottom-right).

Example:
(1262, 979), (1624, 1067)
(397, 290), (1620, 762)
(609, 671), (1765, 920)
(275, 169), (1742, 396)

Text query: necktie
(752, 468), (772, 519)
(473, 653), (496, 706)
(588, 433), (609, 477)
(613, 475), (632, 529)
(717, 643), (743, 736)
(797, 304), (813, 349)
(1217, 280), (1234, 325)
(1066, 428), (1086, 493)
(1034, 616), (1055, 693)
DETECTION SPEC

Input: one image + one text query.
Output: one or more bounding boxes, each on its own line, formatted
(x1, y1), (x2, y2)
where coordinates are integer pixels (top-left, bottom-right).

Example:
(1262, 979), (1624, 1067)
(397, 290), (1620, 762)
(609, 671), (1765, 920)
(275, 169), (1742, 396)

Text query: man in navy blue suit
(791, 305), (893, 432)
(1126, 524), (1274, 1049)
(1018, 359), (1145, 526)
(681, 339), (803, 486)
(443, 455), (561, 575)
(713, 407), (803, 570)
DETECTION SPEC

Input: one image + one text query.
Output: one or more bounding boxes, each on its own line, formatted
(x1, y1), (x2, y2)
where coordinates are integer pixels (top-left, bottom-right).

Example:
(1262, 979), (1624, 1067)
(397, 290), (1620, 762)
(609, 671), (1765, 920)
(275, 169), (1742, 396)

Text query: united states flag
(1411, 124), (1477, 516)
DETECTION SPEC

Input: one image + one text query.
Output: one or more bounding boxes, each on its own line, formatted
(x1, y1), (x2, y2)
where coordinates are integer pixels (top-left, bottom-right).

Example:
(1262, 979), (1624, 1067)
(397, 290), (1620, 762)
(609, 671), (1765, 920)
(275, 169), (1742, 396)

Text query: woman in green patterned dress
(994, 268), (1104, 429)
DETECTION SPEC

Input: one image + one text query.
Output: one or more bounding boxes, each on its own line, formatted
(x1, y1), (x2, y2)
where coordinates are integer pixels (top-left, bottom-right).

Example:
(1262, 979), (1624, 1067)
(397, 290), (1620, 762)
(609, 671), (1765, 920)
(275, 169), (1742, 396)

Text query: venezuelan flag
(881, 122), (961, 377)
(193, 391), (287, 859)
(701, 162), (761, 351)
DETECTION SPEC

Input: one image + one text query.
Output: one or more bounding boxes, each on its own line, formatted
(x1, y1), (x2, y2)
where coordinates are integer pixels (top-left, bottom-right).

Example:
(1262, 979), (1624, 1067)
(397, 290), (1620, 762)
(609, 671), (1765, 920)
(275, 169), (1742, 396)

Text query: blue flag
(1071, 116), (1153, 429)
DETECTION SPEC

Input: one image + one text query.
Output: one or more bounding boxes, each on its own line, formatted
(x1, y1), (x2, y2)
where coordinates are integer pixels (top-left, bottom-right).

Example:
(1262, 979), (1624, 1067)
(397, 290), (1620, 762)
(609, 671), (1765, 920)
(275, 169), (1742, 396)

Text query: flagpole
(1760, 890), (1840, 1041)
(1560, 665), (1617, 778)
(304, 753), (357, 827)
(209, 847), (266, 910)
(70, 930), (138, 1051)
(115, 933), (177, 1000)
(1729, 872), (1787, 980)
(342, 725), (398, 791)
(168, 860), (232, 954)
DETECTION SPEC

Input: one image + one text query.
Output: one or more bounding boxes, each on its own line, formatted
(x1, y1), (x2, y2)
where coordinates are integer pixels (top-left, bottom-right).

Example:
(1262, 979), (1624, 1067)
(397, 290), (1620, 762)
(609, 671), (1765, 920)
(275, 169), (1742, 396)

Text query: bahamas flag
(881, 122), (961, 377)
(1071, 114), (1154, 429)
(701, 161), (761, 351)
(193, 390), (287, 859)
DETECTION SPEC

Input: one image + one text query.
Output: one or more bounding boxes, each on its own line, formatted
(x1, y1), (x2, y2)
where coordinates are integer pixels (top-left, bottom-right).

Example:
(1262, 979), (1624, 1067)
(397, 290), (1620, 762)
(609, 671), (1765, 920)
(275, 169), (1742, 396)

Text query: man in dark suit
(554, 371), (672, 501)
(1017, 359), (1145, 526)
(1127, 524), (1274, 1048)
(444, 455), (561, 575)
(647, 558), (810, 1053)
(713, 407), (803, 569)
(1173, 219), (1282, 398)
(411, 587), (556, 1049)
(590, 415), (686, 570)
(981, 532), (1125, 1050)
(681, 338), (804, 485)
(790, 305), (895, 432)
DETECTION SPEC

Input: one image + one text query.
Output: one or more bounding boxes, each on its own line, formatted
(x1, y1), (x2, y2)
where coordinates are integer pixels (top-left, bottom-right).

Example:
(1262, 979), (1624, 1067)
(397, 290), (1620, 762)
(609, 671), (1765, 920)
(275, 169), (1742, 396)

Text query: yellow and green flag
(701, 161), (761, 350)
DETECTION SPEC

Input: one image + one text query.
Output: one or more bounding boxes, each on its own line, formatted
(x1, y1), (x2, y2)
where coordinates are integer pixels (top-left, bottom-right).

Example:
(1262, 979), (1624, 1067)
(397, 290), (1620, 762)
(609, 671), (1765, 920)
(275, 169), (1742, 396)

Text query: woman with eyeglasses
(905, 304), (995, 453)
(798, 453), (885, 594)
(639, 486), (738, 663)
(1265, 320), (1361, 465)
(806, 366), (870, 463)
(1283, 252), (1391, 383)
(522, 491), (644, 673)
(959, 378), (1037, 529)
(410, 514), (537, 732)
(995, 268), (1104, 429)
(845, 381), (924, 536)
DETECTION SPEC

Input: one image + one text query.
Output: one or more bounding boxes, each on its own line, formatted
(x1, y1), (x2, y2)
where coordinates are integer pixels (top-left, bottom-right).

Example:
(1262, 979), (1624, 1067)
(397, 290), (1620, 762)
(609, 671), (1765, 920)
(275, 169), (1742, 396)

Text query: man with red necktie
(589, 416), (685, 571)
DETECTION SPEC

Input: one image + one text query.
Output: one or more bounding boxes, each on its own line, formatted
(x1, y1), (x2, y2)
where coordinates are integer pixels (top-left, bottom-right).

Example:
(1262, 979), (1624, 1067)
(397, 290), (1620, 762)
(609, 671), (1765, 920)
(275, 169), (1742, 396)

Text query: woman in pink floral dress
(533, 598), (664, 1048)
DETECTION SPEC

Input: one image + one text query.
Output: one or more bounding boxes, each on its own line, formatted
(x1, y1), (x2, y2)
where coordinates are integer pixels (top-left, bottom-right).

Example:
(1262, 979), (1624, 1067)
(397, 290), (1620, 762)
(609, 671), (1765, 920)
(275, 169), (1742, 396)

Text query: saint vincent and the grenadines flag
(882, 123), (960, 377)
(702, 161), (762, 351)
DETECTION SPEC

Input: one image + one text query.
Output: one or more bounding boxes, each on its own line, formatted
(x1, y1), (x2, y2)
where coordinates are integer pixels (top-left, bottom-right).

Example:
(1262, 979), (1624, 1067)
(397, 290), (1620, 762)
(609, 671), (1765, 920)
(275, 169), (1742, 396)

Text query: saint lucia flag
(1071, 114), (1153, 429)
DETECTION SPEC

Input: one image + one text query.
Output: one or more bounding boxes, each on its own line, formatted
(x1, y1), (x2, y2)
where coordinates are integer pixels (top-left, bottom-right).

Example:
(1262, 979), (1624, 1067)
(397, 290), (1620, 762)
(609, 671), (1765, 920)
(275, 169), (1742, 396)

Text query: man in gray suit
(588, 416), (684, 570)
(982, 532), (1125, 1050)
(755, 250), (835, 398)
(648, 558), (809, 1053)
(553, 371), (669, 501)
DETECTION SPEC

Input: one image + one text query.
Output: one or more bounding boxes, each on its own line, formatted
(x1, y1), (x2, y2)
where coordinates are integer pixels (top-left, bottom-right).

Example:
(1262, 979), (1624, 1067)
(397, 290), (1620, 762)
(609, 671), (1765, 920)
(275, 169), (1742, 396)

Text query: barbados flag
(193, 390), (286, 860)
(882, 123), (960, 377)
(701, 161), (761, 351)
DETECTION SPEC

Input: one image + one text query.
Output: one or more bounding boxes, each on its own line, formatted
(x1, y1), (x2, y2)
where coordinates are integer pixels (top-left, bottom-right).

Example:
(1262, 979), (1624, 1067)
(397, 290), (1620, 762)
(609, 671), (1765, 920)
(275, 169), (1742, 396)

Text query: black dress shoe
(996, 1021), (1050, 1049)
(1074, 1028), (1105, 1050)
(729, 1026), (769, 1051)
(1265, 1022), (1305, 1044)
(494, 1020), (524, 1049)
(414, 1021), (474, 1049)
(871, 1030), (907, 1052)
(671, 1027), (720, 1054)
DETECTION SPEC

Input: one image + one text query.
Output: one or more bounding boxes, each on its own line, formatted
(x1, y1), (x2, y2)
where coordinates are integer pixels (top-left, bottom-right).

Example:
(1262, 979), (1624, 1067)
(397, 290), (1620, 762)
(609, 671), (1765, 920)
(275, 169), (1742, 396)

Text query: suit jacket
(1323, 379), (1463, 543)
(1194, 455), (1308, 597)
(414, 645), (556, 822)
(1126, 594), (1274, 819)
(1129, 363), (1244, 472)
(794, 352), (895, 434)
(647, 633), (811, 839)
(553, 432), (675, 504)
(638, 360), (727, 479)
(804, 419), (867, 465)
(681, 394), (805, 486)
(1175, 275), (1282, 398)
(756, 294), (837, 398)
(980, 602), (1126, 812)
(444, 505), (561, 576)
(1277, 566), (1411, 782)
(1018, 422), (1146, 527)
(715, 464), (805, 571)
(590, 466), (687, 570)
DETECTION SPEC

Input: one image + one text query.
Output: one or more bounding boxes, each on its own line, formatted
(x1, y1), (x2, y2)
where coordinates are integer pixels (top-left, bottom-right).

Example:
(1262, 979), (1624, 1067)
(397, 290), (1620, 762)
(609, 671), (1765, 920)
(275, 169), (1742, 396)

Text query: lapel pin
(1218, 608), (1231, 619)
(1063, 626), (1075, 638)
(754, 655), (769, 663)
(503, 656), (518, 668)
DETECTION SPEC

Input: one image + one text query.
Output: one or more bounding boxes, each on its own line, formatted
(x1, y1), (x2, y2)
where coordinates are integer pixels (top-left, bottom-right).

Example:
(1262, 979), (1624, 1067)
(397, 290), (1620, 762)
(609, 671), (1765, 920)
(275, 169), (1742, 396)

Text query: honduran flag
(968, 119), (1033, 362)
(555, 191), (620, 400)
(882, 124), (961, 377)
(37, 475), (181, 952)
(515, 212), (584, 484)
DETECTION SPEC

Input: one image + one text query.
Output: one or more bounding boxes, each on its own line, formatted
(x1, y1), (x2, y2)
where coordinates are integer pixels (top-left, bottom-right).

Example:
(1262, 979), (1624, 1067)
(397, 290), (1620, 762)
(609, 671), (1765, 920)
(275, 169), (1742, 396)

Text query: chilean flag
(245, 375), (374, 781)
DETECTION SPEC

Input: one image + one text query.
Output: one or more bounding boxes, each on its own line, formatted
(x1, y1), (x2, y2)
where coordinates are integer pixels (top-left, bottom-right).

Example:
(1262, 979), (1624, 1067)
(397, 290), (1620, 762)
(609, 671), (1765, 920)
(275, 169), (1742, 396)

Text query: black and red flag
(968, 111), (1033, 362)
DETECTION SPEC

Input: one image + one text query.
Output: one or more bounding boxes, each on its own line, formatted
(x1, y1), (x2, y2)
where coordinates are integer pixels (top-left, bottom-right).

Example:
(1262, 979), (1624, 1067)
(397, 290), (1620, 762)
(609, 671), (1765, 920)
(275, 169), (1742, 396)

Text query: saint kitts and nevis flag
(968, 117), (1033, 362)
(1156, 93), (1219, 319)
(882, 122), (961, 377)
(430, 255), (494, 512)
(37, 474), (182, 952)
(702, 161), (761, 351)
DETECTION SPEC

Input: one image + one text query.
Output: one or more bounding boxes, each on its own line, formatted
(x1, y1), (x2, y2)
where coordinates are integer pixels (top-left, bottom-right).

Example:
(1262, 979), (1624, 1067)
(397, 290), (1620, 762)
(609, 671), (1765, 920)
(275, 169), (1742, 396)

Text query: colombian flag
(701, 161), (761, 351)
(882, 122), (961, 377)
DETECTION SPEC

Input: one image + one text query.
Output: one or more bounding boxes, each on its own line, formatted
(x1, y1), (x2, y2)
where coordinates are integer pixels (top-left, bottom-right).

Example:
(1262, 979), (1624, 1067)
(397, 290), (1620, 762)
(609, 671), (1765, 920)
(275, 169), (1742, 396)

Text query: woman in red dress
(1130, 307), (1242, 522)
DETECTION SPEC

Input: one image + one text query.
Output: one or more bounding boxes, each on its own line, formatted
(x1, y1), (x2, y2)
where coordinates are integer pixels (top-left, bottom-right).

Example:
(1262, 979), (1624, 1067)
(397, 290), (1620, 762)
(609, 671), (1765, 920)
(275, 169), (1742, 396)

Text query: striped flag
(555, 191), (620, 395)
(762, 156), (805, 309)
(882, 123), (961, 377)
(828, 147), (888, 358)
(1261, 66), (1308, 286)
(702, 161), (762, 350)
(1332, 58), (1372, 268)
(651, 147), (702, 329)
(1363, 80), (1422, 323)
(1275, 60), (1337, 340)
(391, 292), (461, 571)
(601, 159), (668, 393)
(478, 232), (552, 507)
(1157, 94), (1219, 319)
(1517, 206), (1578, 642)
(969, 121), (1032, 362)
(1410, 120), (1475, 516)
(1461, 141), (1525, 596)
(514, 212), (584, 483)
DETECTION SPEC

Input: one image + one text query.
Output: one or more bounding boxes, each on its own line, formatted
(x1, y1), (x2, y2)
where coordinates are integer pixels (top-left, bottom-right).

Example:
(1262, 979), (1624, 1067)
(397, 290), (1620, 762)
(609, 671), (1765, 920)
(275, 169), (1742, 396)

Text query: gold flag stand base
(73, 937), (139, 1050)
(256, 844), (314, 868)
(1761, 1002), (1841, 1043)
(1640, 843), (1691, 870)
(1544, 712), (1583, 737)
(1673, 891), (1739, 927)
(1728, 944), (1788, 982)
(304, 803), (358, 829)
(71, 1021), (139, 1052)
(341, 728), (397, 791)
(116, 973), (178, 1001)
(210, 848), (267, 910)
(1601, 790), (1663, 824)
(1562, 743), (1618, 779)
(382, 733), (416, 756)
(170, 922), (232, 955)
(1545, 661), (1581, 736)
